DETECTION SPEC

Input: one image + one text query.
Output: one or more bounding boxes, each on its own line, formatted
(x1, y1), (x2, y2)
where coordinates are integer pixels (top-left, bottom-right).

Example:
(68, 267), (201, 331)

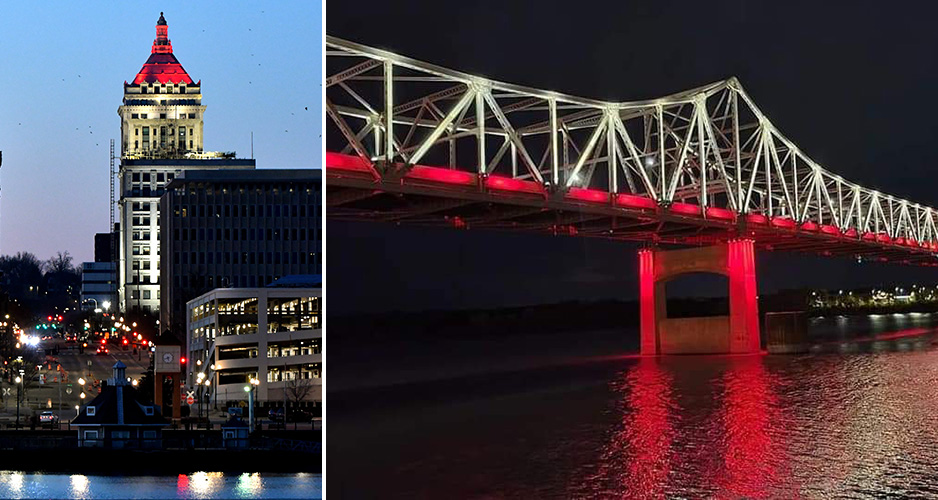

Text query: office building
(80, 262), (117, 312)
(116, 13), (255, 313)
(159, 169), (322, 338)
(186, 281), (322, 408)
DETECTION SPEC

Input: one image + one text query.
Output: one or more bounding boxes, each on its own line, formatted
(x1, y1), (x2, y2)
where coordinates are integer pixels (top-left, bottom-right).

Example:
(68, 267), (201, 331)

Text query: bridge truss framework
(326, 36), (938, 266)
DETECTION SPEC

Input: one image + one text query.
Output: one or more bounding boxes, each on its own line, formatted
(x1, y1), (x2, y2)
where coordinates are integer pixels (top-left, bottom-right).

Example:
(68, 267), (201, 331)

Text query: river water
(330, 312), (938, 498)
(0, 471), (320, 499)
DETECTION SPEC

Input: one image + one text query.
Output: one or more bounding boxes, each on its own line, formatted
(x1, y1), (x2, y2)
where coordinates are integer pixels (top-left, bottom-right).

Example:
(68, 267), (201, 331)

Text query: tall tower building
(117, 13), (254, 314)
(118, 12), (205, 158)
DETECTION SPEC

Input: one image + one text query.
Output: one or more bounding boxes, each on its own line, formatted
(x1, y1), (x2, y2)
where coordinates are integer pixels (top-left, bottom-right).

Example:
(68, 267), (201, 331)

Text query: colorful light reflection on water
(0, 472), (319, 499)
(331, 313), (938, 498)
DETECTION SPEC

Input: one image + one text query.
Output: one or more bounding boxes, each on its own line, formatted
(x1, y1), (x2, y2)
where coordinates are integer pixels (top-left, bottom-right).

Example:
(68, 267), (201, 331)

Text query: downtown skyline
(0, 3), (322, 263)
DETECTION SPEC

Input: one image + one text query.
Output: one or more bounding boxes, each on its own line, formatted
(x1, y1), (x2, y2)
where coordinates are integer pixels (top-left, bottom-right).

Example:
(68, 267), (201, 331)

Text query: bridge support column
(727, 239), (760, 354)
(639, 249), (658, 355)
(638, 239), (760, 355)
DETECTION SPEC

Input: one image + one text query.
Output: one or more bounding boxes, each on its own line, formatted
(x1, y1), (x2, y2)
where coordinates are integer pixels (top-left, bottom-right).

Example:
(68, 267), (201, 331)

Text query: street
(0, 339), (150, 427)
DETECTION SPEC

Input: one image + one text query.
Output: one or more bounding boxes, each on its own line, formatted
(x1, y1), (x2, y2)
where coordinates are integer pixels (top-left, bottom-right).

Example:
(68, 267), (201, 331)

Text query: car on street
(96, 346), (109, 356)
(268, 408), (284, 421)
(39, 411), (59, 427)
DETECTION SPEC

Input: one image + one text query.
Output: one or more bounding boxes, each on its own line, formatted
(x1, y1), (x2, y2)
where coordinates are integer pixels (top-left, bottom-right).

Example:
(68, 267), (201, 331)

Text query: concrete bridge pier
(639, 239), (761, 355)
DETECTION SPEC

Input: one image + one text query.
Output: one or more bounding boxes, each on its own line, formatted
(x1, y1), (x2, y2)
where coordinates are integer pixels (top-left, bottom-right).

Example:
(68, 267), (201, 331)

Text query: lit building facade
(118, 12), (205, 159)
(186, 284), (322, 408)
(117, 13), (255, 313)
(159, 169), (322, 338)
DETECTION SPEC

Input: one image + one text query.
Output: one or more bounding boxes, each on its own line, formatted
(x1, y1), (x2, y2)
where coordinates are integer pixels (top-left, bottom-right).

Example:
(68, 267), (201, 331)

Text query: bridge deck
(328, 152), (938, 267)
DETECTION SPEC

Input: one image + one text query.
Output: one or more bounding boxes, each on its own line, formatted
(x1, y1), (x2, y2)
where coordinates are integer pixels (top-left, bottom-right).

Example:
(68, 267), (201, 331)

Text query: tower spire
(152, 12), (172, 54)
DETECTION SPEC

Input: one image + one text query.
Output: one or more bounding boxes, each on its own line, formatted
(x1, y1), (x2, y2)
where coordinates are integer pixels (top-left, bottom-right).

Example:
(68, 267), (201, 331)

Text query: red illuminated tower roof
(129, 12), (196, 85)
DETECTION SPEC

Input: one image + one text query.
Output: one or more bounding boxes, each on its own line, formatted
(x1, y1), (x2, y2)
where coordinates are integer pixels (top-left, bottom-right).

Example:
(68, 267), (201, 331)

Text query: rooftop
(164, 169), (321, 189)
(268, 275), (323, 288)
(127, 13), (196, 86)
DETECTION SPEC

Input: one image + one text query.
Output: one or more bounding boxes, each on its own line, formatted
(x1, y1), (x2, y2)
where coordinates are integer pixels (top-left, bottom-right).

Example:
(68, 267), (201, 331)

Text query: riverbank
(0, 429), (321, 474)
(0, 449), (321, 474)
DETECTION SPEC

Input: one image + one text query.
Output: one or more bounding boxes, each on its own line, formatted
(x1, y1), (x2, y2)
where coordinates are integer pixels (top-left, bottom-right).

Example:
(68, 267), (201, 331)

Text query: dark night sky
(327, 0), (938, 314)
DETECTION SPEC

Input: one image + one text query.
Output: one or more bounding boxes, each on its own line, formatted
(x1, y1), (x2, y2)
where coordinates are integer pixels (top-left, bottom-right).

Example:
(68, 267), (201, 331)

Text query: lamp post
(14, 375), (21, 429)
(203, 379), (211, 426)
(244, 384), (254, 433)
(196, 372), (205, 424)
(244, 377), (259, 433)
(78, 377), (86, 411)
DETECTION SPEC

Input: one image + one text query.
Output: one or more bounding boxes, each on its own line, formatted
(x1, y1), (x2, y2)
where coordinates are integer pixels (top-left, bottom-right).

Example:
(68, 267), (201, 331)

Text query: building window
(141, 114), (148, 119)
(143, 290), (151, 300)
(160, 113), (166, 119)
(188, 113), (196, 119)
(86, 406), (96, 416)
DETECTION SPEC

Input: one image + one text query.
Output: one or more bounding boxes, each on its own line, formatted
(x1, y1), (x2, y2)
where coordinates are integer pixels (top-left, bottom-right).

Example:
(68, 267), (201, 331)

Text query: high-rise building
(118, 12), (205, 159)
(159, 169), (322, 337)
(116, 13), (255, 313)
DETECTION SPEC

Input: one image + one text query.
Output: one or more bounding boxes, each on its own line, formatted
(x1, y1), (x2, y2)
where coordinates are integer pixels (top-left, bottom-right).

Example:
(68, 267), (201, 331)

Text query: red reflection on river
(718, 357), (785, 498)
(588, 358), (676, 498)
(625, 359), (674, 498)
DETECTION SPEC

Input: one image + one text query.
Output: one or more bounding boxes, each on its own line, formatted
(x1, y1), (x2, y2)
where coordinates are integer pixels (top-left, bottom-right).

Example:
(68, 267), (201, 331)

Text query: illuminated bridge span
(326, 36), (938, 355)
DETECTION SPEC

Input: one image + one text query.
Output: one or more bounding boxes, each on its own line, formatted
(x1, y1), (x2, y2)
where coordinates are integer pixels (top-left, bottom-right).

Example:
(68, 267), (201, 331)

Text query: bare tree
(44, 251), (74, 274)
(285, 376), (315, 430)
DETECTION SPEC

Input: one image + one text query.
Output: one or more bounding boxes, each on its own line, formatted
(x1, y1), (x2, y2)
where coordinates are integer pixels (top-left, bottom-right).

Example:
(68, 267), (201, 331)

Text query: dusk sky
(0, 2), (321, 264)
(328, 0), (938, 314)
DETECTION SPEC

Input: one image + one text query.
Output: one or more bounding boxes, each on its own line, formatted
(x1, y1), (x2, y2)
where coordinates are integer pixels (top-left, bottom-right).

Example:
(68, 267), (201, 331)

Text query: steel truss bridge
(326, 36), (938, 266)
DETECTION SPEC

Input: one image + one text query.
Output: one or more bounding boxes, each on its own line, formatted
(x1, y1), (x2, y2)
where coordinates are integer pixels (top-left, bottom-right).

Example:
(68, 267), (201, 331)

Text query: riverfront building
(158, 169), (322, 338)
(186, 281), (322, 408)
(72, 361), (170, 448)
(117, 13), (255, 313)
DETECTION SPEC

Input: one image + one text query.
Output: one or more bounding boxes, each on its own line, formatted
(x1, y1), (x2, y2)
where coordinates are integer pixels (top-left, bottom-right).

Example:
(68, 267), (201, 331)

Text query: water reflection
(238, 472), (262, 496)
(70, 474), (89, 498)
(9, 472), (23, 494)
(190, 471), (224, 496)
(0, 472), (318, 499)
(332, 312), (938, 498)
(718, 358), (781, 498)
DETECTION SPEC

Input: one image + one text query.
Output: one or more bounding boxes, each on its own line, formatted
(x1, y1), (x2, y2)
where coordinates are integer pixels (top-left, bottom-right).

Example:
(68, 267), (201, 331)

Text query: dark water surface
(331, 313), (938, 498)
(0, 471), (320, 499)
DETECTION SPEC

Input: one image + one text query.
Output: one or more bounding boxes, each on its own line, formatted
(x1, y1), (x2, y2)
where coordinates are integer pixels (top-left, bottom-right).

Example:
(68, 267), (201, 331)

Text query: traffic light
(180, 357), (186, 365)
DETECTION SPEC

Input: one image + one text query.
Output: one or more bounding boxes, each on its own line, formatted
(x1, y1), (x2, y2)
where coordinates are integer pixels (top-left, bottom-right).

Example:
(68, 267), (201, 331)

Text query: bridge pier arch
(639, 239), (760, 355)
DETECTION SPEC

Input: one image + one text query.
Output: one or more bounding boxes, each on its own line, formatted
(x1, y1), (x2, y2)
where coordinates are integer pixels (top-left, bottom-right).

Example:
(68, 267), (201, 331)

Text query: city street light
(14, 375), (22, 429)
(245, 377), (260, 433)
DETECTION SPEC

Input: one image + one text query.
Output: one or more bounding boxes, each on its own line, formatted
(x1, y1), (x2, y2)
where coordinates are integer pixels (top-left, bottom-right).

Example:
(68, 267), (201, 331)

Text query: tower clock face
(163, 353), (174, 363)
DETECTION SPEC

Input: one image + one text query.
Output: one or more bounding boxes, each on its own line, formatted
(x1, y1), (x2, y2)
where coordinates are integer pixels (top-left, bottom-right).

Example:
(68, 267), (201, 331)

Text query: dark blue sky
(0, 2), (321, 263)
(327, 0), (938, 314)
